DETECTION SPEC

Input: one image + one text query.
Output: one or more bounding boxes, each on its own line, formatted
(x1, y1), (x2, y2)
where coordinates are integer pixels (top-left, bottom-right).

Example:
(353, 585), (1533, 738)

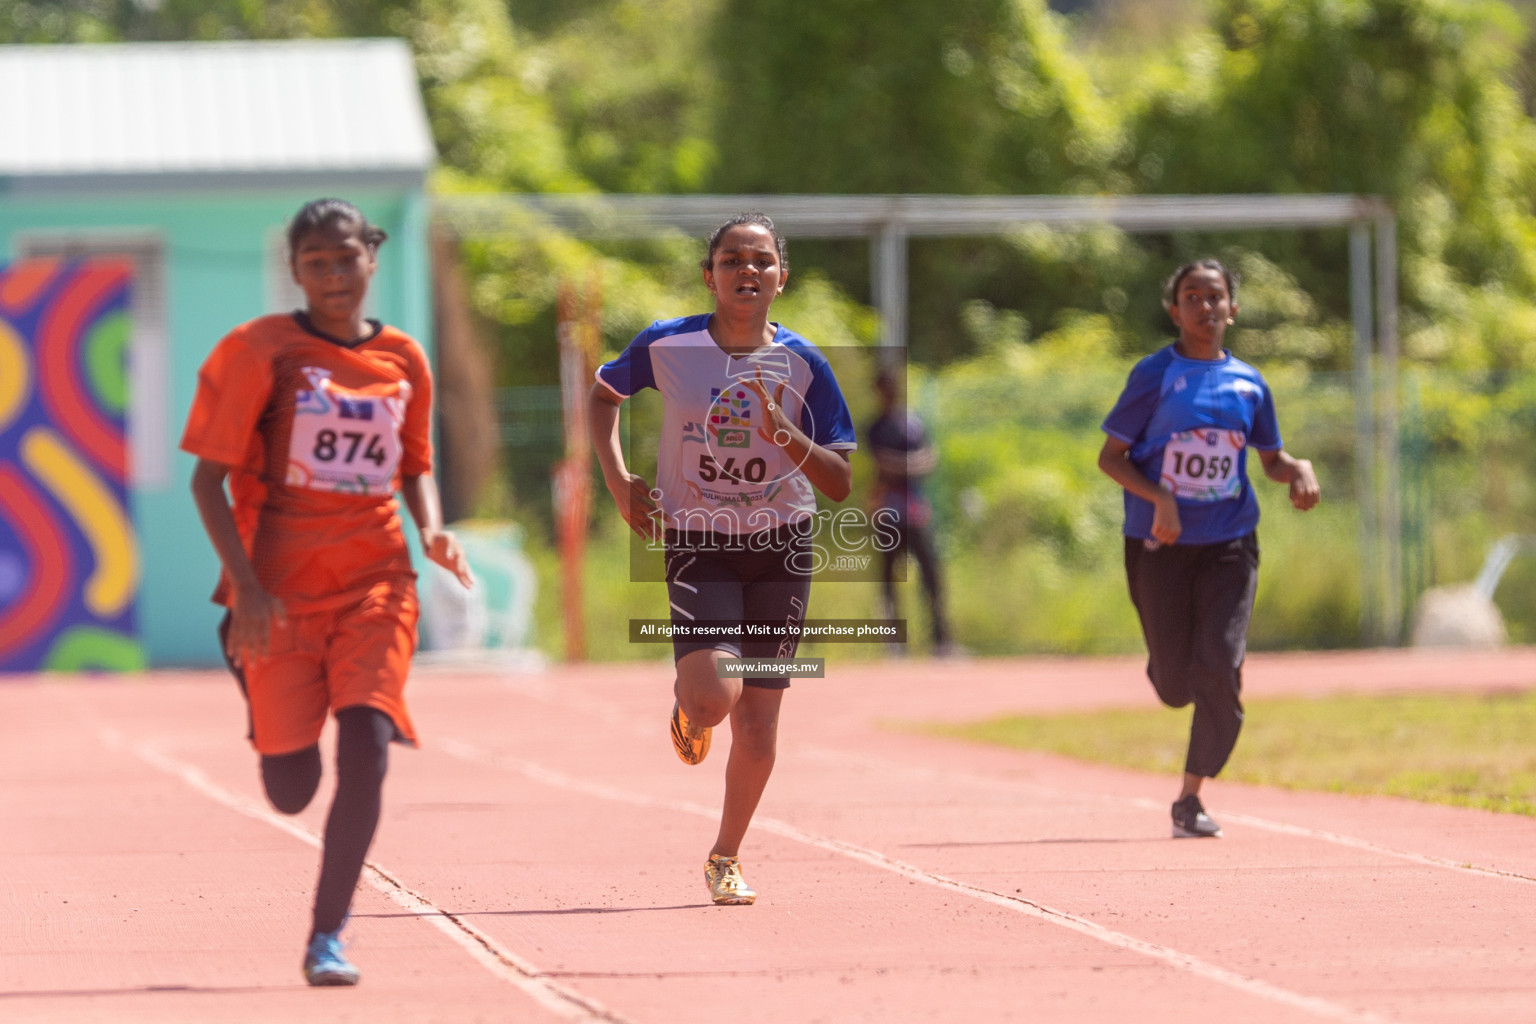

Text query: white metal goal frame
(435, 192), (1403, 644)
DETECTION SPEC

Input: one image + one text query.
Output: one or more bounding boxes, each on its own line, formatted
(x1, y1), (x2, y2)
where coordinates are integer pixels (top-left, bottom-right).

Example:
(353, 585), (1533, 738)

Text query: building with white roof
(0, 39), (433, 188)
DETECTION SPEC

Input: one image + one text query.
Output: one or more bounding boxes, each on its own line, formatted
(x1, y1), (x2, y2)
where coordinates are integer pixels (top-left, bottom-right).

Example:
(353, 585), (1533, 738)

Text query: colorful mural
(0, 259), (142, 672)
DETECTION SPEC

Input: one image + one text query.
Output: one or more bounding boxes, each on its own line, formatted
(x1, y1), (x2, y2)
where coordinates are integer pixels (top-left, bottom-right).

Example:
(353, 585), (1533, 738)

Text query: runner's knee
(334, 706), (393, 792)
(1146, 663), (1193, 709)
(677, 650), (736, 724)
(730, 712), (778, 762)
(261, 745), (322, 814)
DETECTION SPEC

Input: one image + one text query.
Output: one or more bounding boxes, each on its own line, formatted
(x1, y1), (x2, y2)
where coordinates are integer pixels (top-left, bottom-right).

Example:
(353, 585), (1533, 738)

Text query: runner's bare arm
(741, 374), (853, 502)
(1097, 436), (1182, 545)
(1257, 448), (1321, 511)
(785, 440), (852, 502)
(189, 457), (286, 664)
(401, 472), (475, 588)
(588, 381), (660, 539)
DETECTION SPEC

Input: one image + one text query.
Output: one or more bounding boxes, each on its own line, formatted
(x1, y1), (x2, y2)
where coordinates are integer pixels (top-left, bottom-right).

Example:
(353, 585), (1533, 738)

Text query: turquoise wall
(0, 187), (433, 666)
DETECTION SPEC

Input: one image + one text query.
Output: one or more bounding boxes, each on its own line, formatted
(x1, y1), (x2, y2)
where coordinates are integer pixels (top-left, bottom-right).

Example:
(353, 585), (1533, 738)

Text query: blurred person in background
(867, 368), (955, 657)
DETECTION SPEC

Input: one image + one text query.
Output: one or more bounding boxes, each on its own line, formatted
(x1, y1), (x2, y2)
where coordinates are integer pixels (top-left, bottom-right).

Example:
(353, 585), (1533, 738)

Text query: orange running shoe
(670, 701), (710, 765)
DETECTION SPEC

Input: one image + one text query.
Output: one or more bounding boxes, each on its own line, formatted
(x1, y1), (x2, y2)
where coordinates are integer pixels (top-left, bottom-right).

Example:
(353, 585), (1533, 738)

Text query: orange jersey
(181, 314), (434, 612)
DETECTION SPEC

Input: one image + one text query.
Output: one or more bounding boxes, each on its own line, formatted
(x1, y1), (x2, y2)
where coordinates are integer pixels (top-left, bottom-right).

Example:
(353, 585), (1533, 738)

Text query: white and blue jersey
(1101, 346), (1282, 545)
(596, 315), (857, 535)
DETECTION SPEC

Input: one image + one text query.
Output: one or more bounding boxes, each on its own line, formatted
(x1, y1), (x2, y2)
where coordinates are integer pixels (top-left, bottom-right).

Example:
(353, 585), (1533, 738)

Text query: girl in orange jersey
(183, 198), (473, 986)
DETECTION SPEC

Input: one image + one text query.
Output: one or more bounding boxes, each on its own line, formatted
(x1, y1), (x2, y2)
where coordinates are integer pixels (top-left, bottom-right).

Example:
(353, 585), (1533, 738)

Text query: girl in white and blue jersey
(588, 213), (856, 905)
(1098, 259), (1320, 840)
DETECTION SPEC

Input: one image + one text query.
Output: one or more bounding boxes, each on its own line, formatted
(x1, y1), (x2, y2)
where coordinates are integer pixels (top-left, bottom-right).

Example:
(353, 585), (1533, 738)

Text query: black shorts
(665, 524), (812, 690)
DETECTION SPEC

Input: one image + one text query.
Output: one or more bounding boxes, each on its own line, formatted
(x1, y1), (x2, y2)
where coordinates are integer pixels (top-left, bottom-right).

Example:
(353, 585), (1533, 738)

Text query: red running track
(6, 648), (1536, 1023)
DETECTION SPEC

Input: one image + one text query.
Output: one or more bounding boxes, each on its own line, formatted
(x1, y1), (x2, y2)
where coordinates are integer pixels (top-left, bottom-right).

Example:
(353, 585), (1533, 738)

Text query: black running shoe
(1170, 794), (1223, 838)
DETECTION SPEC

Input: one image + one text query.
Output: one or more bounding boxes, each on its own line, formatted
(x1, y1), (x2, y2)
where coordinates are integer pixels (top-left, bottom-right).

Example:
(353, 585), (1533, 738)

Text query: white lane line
(437, 737), (1392, 1024)
(1170, 802), (1536, 885)
(97, 728), (630, 1024)
(798, 744), (1536, 887)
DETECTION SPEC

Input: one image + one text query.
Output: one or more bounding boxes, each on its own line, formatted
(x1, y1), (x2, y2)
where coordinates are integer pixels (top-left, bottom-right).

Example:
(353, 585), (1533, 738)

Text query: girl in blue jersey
(1097, 260), (1319, 838)
(588, 213), (857, 903)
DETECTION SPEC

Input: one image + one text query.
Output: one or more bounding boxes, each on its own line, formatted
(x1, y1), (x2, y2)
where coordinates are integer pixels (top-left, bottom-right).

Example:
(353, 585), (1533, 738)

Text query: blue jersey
(1101, 346), (1282, 545)
(596, 315), (857, 535)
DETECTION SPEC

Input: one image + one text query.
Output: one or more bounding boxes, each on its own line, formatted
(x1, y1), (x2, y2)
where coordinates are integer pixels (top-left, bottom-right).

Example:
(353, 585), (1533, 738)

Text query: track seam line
(1171, 803), (1536, 885)
(436, 737), (1394, 1024)
(800, 744), (1536, 887)
(97, 728), (631, 1024)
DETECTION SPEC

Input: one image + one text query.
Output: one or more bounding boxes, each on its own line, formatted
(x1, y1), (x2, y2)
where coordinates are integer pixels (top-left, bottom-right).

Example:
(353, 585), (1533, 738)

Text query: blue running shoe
(303, 929), (360, 986)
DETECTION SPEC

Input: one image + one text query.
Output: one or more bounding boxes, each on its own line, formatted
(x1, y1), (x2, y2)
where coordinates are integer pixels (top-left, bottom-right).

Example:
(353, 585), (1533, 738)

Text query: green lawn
(928, 690), (1536, 817)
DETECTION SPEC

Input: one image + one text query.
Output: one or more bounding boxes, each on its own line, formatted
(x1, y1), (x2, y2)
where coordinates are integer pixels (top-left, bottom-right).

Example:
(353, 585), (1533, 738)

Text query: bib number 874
(313, 429), (388, 467)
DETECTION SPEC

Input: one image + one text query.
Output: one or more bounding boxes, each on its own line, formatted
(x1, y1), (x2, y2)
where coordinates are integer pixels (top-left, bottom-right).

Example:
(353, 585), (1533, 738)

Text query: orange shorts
(234, 582), (420, 756)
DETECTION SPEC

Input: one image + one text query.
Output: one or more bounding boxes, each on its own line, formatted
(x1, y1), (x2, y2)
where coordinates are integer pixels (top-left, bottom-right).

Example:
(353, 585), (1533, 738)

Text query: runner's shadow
(0, 985), (283, 999)
(351, 903), (706, 919)
(464, 904), (710, 916)
(900, 838), (1165, 848)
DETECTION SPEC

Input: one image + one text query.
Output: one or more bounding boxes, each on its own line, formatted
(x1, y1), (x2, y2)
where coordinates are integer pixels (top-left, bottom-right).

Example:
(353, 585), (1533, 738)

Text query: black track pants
(880, 522), (951, 647)
(1124, 533), (1259, 779)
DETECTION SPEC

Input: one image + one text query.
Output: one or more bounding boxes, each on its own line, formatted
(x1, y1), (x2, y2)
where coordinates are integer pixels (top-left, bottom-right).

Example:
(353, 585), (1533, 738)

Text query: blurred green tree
(700, 0), (1140, 362)
(0, 0), (409, 42)
(704, 0), (1115, 194)
(1118, 0), (1536, 369)
(23, 0), (1536, 371)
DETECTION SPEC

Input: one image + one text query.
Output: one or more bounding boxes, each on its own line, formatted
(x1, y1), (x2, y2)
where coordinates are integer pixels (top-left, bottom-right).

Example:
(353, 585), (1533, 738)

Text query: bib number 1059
(1160, 429), (1244, 502)
(1167, 449), (1231, 481)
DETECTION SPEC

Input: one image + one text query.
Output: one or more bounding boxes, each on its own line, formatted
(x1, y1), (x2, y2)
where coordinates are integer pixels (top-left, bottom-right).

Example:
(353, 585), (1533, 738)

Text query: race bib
(690, 386), (772, 503)
(286, 368), (409, 496)
(1160, 429), (1244, 502)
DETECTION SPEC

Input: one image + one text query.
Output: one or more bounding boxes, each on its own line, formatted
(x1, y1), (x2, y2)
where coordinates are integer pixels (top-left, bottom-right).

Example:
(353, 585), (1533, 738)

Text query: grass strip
(928, 690), (1536, 816)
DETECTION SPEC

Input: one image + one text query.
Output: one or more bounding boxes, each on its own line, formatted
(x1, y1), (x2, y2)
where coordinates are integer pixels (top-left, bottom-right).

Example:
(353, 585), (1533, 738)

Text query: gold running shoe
(705, 854), (757, 905)
(670, 701), (711, 765)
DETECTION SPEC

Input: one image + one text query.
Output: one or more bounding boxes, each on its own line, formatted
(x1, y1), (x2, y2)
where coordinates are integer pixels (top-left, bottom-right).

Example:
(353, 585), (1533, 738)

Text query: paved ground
(6, 647), (1536, 1022)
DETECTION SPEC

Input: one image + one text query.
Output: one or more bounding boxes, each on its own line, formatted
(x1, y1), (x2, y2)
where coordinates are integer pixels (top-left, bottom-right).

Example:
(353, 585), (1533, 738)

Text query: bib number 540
(698, 453), (766, 483)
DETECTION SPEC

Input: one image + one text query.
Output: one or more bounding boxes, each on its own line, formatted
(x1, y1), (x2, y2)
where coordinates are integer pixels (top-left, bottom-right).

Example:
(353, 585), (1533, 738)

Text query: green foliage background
(16, 0), (1536, 654)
